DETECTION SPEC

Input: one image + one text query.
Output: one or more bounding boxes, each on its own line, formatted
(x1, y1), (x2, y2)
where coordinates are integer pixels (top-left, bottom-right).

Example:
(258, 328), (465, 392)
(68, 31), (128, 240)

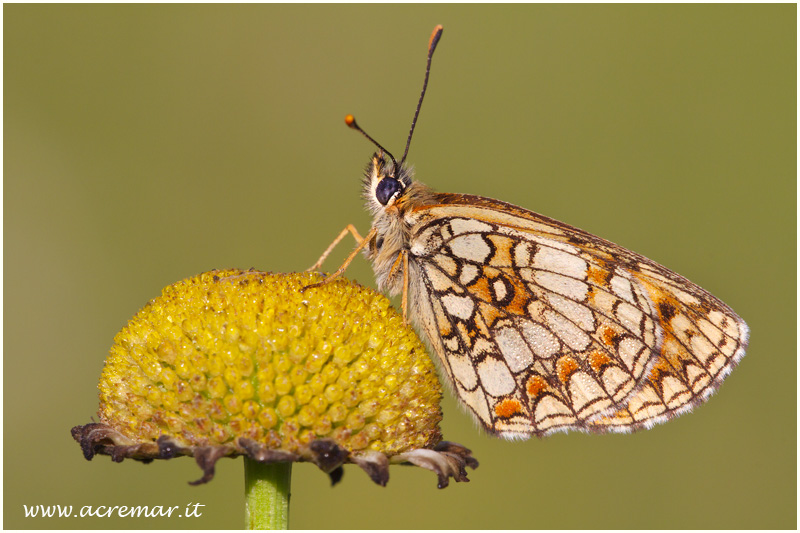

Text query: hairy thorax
(365, 181), (437, 295)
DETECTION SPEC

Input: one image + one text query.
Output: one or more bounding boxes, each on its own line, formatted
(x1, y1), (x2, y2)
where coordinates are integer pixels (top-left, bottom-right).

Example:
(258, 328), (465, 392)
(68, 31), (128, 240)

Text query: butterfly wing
(404, 193), (748, 438)
(588, 260), (749, 432)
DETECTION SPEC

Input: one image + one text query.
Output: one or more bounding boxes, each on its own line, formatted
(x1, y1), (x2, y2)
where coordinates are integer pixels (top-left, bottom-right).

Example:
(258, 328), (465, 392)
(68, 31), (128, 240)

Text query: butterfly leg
(402, 251), (409, 325)
(306, 224), (365, 272)
(302, 227), (377, 292)
(386, 250), (411, 325)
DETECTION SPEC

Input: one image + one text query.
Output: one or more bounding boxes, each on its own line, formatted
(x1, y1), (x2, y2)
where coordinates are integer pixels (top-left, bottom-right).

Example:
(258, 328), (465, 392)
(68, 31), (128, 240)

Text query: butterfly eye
(375, 178), (403, 206)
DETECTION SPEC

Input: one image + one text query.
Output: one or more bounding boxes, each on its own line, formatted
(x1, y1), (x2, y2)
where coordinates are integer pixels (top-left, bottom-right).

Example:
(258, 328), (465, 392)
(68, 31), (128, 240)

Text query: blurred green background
(5, 4), (795, 529)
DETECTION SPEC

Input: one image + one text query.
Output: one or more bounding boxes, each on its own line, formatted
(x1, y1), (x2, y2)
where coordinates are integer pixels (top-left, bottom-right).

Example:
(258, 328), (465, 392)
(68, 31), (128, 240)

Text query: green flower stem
(244, 458), (292, 529)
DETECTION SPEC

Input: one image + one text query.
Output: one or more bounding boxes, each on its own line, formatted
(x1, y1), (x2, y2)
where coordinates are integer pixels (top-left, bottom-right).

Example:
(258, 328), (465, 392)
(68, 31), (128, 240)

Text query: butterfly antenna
(344, 114), (398, 170)
(400, 24), (444, 166)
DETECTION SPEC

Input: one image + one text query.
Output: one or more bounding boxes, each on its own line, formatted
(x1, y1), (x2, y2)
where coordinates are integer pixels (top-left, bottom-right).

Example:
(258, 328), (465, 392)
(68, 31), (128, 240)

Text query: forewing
(586, 261), (749, 432)
(406, 195), (748, 437)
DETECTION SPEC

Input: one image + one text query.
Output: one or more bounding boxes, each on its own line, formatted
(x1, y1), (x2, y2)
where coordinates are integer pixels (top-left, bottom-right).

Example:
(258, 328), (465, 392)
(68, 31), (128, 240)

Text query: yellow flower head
(72, 269), (477, 487)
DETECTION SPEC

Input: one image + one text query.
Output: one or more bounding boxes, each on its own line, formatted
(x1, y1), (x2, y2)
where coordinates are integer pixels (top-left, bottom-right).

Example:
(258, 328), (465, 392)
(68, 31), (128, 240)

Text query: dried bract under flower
(72, 269), (477, 486)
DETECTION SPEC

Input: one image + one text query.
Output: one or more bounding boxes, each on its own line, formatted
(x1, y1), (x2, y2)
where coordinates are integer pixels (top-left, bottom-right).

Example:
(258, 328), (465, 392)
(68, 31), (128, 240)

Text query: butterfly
(306, 25), (748, 439)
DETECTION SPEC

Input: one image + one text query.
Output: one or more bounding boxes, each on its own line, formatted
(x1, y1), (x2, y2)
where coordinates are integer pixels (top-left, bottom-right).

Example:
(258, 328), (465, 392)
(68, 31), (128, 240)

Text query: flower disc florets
(72, 269), (477, 487)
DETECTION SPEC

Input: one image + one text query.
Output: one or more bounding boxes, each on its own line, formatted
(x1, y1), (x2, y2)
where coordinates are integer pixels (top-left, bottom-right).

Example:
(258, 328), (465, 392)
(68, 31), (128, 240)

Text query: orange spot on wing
(498, 271), (531, 316)
(434, 301), (452, 336)
(479, 301), (504, 329)
(494, 398), (525, 419)
(589, 351), (614, 373)
(456, 321), (478, 341)
(648, 356), (673, 381)
(526, 375), (549, 398)
(587, 264), (610, 285)
(487, 235), (514, 267)
(470, 266), (530, 317)
(601, 325), (620, 347)
(556, 356), (580, 383)
(469, 275), (492, 301)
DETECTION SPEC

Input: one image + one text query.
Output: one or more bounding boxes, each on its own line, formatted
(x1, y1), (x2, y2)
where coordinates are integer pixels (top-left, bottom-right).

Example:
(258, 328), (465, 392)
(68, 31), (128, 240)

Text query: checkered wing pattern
(405, 194), (748, 438)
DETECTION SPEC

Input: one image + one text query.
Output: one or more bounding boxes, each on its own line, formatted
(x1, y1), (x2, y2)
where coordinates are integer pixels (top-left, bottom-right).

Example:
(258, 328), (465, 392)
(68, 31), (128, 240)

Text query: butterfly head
(363, 152), (414, 214)
(360, 150), (432, 295)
